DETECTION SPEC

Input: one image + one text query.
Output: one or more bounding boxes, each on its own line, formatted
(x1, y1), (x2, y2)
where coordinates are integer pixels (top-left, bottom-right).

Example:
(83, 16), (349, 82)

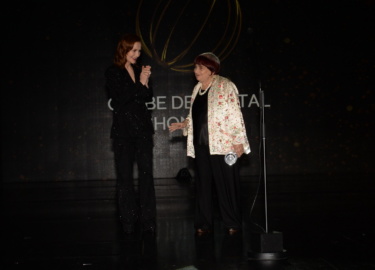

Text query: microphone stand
(260, 88), (269, 234)
(248, 85), (287, 261)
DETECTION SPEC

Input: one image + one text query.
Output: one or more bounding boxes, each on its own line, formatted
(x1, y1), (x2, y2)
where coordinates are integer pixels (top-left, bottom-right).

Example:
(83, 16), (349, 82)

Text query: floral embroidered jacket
(183, 75), (251, 158)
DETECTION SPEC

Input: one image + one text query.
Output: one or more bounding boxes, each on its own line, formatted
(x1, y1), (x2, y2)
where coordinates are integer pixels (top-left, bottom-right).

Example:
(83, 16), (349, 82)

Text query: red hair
(113, 34), (141, 68)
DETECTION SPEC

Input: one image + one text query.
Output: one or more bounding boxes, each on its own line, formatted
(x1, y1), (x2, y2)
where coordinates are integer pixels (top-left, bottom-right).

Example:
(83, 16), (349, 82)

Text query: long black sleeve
(105, 64), (154, 139)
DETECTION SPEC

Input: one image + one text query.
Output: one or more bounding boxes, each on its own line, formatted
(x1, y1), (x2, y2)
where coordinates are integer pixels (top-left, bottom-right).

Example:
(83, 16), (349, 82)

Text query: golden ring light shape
(136, 0), (242, 72)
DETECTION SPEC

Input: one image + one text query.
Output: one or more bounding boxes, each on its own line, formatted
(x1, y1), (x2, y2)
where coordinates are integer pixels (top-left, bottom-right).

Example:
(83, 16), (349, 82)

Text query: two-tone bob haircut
(194, 52), (221, 74)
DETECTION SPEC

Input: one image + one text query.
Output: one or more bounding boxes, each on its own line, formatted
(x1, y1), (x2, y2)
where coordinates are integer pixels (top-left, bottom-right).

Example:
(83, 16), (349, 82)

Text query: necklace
(198, 81), (212, 95)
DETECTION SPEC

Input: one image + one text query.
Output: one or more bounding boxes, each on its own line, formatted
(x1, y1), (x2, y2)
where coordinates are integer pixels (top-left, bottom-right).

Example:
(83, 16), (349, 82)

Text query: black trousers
(194, 145), (242, 230)
(113, 137), (156, 230)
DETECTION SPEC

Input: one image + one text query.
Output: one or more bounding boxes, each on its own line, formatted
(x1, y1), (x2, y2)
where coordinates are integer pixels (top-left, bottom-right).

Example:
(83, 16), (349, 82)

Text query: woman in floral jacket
(169, 52), (250, 235)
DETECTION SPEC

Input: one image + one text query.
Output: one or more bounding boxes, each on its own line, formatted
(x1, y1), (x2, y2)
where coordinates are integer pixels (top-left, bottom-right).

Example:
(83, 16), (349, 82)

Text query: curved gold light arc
(218, 0), (242, 61)
(136, 0), (242, 72)
(140, 0), (217, 68)
(160, 0), (194, 65)
(136, 0), (152, 58)
(164, 0), (217, 67)
(150, 0), (172, 65)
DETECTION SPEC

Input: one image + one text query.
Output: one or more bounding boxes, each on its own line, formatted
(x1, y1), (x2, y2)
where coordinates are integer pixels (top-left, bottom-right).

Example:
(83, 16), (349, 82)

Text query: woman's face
(194, 64), (214, 84)
(126, 42), (142, 64)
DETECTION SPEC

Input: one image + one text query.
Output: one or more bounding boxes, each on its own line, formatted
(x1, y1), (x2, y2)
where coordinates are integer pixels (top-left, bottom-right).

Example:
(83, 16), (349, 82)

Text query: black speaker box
(250, 231), (284, 253)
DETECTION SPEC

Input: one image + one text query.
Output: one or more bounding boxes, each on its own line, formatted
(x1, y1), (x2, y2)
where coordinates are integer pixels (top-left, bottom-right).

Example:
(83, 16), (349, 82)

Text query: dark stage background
(2, 0), (374, 183)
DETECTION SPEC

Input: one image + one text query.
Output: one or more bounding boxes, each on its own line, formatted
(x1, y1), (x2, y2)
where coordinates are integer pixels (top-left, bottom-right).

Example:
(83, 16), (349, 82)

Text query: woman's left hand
(233, 144), (244, 158)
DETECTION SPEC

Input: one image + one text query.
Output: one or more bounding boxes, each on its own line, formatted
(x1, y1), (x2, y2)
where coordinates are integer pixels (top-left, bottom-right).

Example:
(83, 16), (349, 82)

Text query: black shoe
(227, 228), (241, 235)
(195, 228), (211, 236)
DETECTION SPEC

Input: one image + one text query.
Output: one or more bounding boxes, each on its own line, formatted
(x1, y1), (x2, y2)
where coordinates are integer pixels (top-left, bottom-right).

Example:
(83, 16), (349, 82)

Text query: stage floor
(3, 174), (375, 269)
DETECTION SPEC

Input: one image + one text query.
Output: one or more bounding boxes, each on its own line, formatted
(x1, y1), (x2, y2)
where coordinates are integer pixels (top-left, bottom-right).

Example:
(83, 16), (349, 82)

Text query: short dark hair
(194, 53), (221, 74)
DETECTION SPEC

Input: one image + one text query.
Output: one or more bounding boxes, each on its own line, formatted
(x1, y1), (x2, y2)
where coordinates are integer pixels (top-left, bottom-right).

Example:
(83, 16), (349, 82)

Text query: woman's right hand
(140, 65), (152, 86)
